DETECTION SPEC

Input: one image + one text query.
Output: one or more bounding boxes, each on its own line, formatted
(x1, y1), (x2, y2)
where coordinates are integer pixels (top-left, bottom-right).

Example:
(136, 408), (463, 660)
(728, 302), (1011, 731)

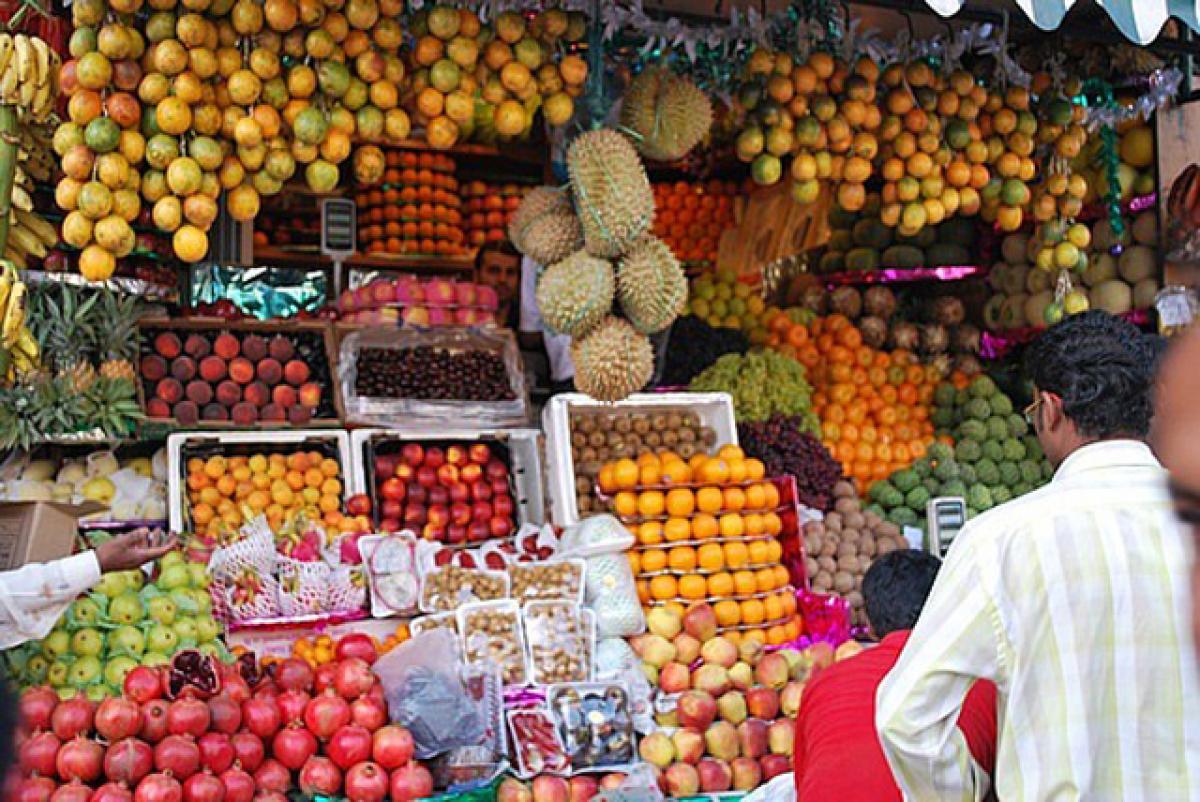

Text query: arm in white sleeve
(518, 256), (543, 334)
(875, 536), (1004, 802)
(0, 551), (101, 649)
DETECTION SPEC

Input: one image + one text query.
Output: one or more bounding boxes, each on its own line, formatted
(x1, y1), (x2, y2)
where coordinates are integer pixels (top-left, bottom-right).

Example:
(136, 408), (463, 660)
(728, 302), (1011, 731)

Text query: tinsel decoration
(1082, 77), (1126, 238)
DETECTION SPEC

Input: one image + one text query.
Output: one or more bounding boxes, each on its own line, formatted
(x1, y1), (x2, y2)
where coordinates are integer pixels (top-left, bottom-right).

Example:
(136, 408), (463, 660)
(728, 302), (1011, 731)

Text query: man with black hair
(474, 242), (521, 330)
(794, 550), (997, 802)
(877, 311), (1200, 801)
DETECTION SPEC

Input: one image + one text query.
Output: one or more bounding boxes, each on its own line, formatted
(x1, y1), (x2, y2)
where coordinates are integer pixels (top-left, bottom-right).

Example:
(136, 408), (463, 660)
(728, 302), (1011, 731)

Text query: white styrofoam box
(542, 392), (738, 528)
(348, 427), (545, 527)
(224, 616), (401, 660)
(167, 429), (353, 534)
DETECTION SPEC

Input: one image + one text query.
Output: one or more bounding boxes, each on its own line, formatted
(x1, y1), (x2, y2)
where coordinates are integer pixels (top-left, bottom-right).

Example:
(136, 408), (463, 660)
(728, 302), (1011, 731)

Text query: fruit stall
(1, 0), (1199, 801)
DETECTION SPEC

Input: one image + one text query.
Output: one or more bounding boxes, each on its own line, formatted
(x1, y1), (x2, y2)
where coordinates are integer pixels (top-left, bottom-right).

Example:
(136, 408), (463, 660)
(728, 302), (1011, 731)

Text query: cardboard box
(0, 502), (106, 570)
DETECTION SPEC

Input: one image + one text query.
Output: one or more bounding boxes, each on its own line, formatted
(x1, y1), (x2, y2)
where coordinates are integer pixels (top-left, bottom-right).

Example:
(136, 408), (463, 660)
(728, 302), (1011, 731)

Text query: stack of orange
(290, 624), (409, 668)
(357, 150), (469, 257)
(651, 179), (744, 265)
(461, 181), (528, 246)
(762, 312), (939, 491)
(598, 446), (802, 646)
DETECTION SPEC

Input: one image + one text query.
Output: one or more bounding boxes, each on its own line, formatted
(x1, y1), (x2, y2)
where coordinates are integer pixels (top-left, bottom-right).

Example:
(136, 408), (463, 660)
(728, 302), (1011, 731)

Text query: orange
(320, 458), (339, 477)
(707, 571), (734, 597)
(765, 539), (783, 563)
(725, 630), (743, 647)
(782, 593), (797, 616)
(727, 458), (748, 484)
(204, 456), (227, 479)
(637, 453), (660, 468)
(743, 512), (765, 537)
(748, 540), (772, 565)
(767, 625), (788, 645)
(192, 503), (215, 526)
(627, 552), (641, 575)
(764, 594), (784, 621)
(639, 462), (661, 486)
(639, 521), (663, 545)
(756, 567), (778, 592)
(666, 488), (695, 517)
(612, 458), (638, 489)
(697, 542), (725, 571)
(613, 492), (637, 518)
(718, 445), (745, 461)
(660, 460), (692, 485)
(692, 513), (718, 540)
(598, 464), (617, 493)
(679, 575), (707, 600)
(722, 487), (746, 512)
(718, 513), (745, 538)
(774, 565), (790, 587)
(700, 458), (731, 484)
(286, 470), (306, 491)
(696, 486), (723, 513)
(649, 574), (677, 600)
(714, 599), (741, 626)
(733, 570), (757, 596)
(744, 483), (767, 510)
(641, 549), (667, 573)
(636, 581), (650, 604)
(763, 512), (783, 536)
(741, 598), (766, 624)
(724, 541), (749, 568)
(668, 546), (697, 572)
(637, 491), (665, 517)
(664, 518), (692, 542)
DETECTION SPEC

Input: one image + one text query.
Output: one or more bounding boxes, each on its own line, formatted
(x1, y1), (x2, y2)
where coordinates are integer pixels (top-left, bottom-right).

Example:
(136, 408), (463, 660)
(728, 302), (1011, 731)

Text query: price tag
(1157, 288), (1197, 328)
(320, 198), (356, 258)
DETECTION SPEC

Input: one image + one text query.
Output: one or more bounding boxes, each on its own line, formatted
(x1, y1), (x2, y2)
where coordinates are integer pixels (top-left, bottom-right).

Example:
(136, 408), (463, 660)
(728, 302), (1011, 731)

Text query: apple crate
(542, 393), (737, 528)
(167, 429), (353, 534)
(137, 317), (344, 429)
(349, 428), (545, 539)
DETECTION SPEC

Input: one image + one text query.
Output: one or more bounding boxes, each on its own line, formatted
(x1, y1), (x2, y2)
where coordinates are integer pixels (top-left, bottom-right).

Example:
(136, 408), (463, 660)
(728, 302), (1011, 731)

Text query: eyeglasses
(1023, 393), (1042, 428)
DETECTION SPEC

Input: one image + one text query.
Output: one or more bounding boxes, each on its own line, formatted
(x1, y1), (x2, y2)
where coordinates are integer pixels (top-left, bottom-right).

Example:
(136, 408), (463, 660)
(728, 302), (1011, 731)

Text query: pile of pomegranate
(7, 641), (432, 802)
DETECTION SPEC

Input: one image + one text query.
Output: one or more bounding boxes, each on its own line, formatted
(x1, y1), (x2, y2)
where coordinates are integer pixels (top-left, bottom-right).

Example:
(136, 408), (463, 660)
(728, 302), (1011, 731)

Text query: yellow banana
(0, 35), (13, 77)
(14, 209), (57, 247)
(0, 264), (14, 315)
(14, 328), (39, 363)
(32, 37), (48, 90)
(13, 35), (31, 84)
(32, 78), (51, 121)
(18, 68), (35, 105)
(3, 246), (27, 272)
(0, 64), (17, 103)
(9, 185), (33, 213)
(2, 281), (26, 348)
(7, 225), (46, 259)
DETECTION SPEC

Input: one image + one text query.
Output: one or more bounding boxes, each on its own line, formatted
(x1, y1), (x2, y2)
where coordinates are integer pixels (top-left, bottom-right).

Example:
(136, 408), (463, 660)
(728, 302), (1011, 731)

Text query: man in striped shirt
(876, 311), (1200, 801)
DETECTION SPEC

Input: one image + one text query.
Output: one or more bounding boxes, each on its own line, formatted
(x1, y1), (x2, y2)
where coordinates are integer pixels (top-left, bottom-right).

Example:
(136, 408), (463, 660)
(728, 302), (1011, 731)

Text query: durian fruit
(617, 235), (687, 333)
(509, 186), (571, 248)
(620, 68), (713, 162)
(572, 316), (655, 403)
(567, 129), (655, 258)
(509, 186), (583, 265)
(535, 250), (615, 337)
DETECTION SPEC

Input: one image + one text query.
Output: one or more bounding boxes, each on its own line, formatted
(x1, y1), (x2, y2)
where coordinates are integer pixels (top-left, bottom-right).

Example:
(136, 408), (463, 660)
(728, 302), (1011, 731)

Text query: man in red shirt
(794, 550), (997, 801)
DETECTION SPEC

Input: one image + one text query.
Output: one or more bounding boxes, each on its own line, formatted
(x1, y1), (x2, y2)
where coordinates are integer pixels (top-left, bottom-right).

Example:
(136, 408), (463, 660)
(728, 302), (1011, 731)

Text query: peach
(760, 753), (791, 781)
(145, 398), (171, 418)
(496, 778), (531, 802)
(185, 380), (213, 405)
(676, 690), (717, 730)
(261, 403), (286, 422)
(697, 758), (732, 793)
(268, 336), (294, 362)
(215, 380), (241, 406)
(455, 283), (477, 306)
(703, 721), (739, 762)
(658, 662), (690, 694)
(256, 357), (282, 384)
(836, 640), (865, 662)
(730, 757), (761, 791)
(288, 405), (313, 425)
(673, 633), (701, 665)
(663, 764), (699, 797)
(371, 280), (396, 305)
(640, 635), (677, 669)
(284, 360), (310, 386)
(683, 603), (718, 642)
(298, 382), (322, 408)
(173, 400), (199, 425)
(272, 384), (297, 407)
(700, 637), (738, 669)
(212, 333), (240, 360)
(746, 687), (780, 720)
(780, 681), (805, 718)
(198, 355), (227, 382)
(638, 731), (675, 769)
(141, 354), (168, 381)
(243, 381), (270, 407)
(395, 281), (423, 304)
(568, 776), (596, 802)
(156, 377), (183, 403)
(646, 606), (682, 639)
(229, 357), (255, 384)
(201, 403), (228, 421)
(654, 708), (677, 729)
(531, 775), (568, 802)
(170, 356), (196, 382)
(183, 333), (210, 359)
(728, 661), (754, 691)
(716, 690), (747, 725)
(671, 727), (705, 765)
(241, 334), (267, 362)
(737, 719), (768, 759)
(768, 719), (794, 756)
(231, 402), (258, 425)
(754, 653), (789, 691)
(154, 331), (181, 359)
(739, 638), (765, 666)
(597, 775), (624, 791)
(808, 642), (835, 671)
(692, 664), (730, 696)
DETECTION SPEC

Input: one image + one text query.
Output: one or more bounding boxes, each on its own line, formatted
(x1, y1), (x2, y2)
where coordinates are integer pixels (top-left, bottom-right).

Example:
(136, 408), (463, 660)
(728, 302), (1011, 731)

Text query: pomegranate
(168, 698), (211, 738)
(326, 725), (372, 770)
(333, 659), (374, 700)
(365, 685), (385, 706)
(20, 687), (60, 731)
(343, 762), (388, 802)
(206, 695), (241, 735)
(124, 668), (163, 704)
(312, 664), (337, 694)
(154, 735), (201, 779)
(273, 659), (313, 693)
(271, 726), (318, 771)
(52, 781), (93, 802)
(218, 674), (250, 706)
(251, 759), (289, 793)
(334, 634), (377, 665)
(276, 690), (309, 724)
(371, 726), (414, 770)
(96, 698), (143, 741)
(349, 697), (386, 732)
(298, 756), (342, 796)
(52, 695), (96, 741)
(250, 793), (285, 802)
(133, 773), (182, 802)
(217, 768), (253, 802)
(104, 738), (154, 785)
(389, 764), (433, 802)
(167, 651), (221, 700)
(14, 776), (56, 802)
(197, 733), (234, 774)
(57, 736), (104, 782)
(140, 700), (170, 743)
(229, 733), (264, 772)
(240, 698), (281, 740)
(303, 692), (350, 740)
(19, 730), (61, 776)
(91, 781), (135, 802)
(182, 772), (224, 802)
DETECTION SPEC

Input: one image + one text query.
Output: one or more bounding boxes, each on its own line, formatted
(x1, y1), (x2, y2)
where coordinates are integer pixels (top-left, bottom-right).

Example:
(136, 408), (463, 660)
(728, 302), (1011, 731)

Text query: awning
(921, 0), (1200, 45)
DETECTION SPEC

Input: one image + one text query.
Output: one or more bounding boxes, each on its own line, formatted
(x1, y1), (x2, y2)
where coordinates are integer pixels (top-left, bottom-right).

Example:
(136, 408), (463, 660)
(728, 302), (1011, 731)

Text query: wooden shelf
(359, 136), (546, 167)
(253, 246), (475, 276)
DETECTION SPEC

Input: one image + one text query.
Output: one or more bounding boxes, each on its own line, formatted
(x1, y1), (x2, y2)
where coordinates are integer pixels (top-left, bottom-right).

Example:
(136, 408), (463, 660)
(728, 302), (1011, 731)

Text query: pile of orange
(462, 181), (527, 247)
(289, 624), (409, 667)
(651, 179), (743, 265)
(600, 447), (802, 646)
(357, 150), (469, 257)
(761, 313), (939, 491)
(185, 449), (366, 539)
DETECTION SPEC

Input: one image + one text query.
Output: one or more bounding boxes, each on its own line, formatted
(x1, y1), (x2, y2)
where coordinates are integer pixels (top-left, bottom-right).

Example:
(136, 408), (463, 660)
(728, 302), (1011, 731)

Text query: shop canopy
(922, 0), (1199, 44)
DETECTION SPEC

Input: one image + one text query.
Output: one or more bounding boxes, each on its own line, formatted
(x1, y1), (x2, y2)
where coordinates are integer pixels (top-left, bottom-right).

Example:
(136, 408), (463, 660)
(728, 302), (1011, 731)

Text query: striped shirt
(876, 440), (1200, 801)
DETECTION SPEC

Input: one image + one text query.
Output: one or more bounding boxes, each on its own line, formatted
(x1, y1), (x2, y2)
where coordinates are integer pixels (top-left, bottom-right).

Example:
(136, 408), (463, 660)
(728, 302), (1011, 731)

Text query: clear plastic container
(457, 599), (529, 686)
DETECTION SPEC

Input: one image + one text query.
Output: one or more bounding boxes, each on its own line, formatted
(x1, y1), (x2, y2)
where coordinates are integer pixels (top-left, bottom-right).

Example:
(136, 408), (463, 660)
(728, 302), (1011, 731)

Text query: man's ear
(1041, 391), (1065, 432)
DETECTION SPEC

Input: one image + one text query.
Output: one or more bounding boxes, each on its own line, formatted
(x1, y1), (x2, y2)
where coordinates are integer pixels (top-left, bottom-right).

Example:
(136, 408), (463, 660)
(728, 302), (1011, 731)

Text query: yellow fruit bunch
(403, 5), (587, 149)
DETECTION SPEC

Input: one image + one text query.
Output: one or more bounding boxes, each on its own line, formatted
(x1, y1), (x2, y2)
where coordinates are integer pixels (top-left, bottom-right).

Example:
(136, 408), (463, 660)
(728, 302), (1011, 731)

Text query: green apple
(42, 629), (71, 660)
(94, 571), (129, 599)
(47, 659), (71, 687)
(125, 569), (145, 591)
(146, 625), (178, 654)
(157, 563), (190, 591)
(71, 627), (103, 657)
(70, 597), (102, 625)
(172, 617), (198, 643)
(147, 596), (177, 625)
(187, 563), (209, 588)
(56, 686), (76, 701)
(104, 655), (139, 687)
(110, 625), (146, 656)
(159, 550), (186, 569)
(25, 654), (49, 683)
(109, 591), (145, 625)
(194, 616), (220, 643)
(141, 652), (170, 667)
(85, 683), (108, 702)
(69, 655), (102, 687)
(169, 588), (198, 614)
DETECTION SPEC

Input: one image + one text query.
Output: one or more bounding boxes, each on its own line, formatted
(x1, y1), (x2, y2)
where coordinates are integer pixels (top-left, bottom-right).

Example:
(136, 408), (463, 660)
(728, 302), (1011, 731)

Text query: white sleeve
(519, 256), (543, 334)
(0, 552), (101, 649)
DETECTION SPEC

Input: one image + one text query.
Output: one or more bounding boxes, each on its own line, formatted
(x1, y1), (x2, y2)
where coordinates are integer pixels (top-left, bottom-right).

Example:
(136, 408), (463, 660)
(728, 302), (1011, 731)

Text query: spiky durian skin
(617, 235), (687, 333)
(521, 213), (583, 265)
(534, 250), (615, 338)
(509, 186), (572, 252)
(567, 129), (654, 258)
(620, 68), (713, 162)
(571, 316), (654, 403)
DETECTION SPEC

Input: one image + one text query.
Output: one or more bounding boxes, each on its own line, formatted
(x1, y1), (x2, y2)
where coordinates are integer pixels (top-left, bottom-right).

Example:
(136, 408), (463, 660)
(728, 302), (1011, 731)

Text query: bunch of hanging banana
(0, 33), (60, 122)
(4, 116), (58, 269)
(0, 260), (38, 382)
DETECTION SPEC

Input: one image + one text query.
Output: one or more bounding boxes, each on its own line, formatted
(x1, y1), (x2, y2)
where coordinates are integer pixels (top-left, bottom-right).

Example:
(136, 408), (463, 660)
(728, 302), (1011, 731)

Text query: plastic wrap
(339, 326), (529, 428)
(420, 565), (509, 613)
(582, 553), (644, 640)
(523, 601), (592, 685)
(506, 708), (570, 777)
(410, 612), (459, 639)
(557, 515), (636, 558)
(591, 764), (664, 802)
(508, 560), (585, 604)
(547, 683), (637, 774)
(361, 534), (419, 617)
(458, 600), (529, 687)
(276, 556), (332, 617)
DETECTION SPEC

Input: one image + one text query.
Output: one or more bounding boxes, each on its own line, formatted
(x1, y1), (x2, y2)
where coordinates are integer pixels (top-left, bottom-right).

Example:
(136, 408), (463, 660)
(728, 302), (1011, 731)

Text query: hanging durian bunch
(619, 67), (713, 163)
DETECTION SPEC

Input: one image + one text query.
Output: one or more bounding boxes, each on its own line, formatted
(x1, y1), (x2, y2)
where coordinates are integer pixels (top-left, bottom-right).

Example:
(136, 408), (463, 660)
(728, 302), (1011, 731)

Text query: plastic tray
(166, 429), (353, 534)
(542, 392), (738, 528)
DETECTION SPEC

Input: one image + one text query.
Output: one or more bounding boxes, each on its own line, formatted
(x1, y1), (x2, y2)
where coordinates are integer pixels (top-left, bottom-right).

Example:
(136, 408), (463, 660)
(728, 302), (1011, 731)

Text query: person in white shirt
(519, 254), (575, 392)
(0, 528), (177, 650)
(876, 311), (1200, 801)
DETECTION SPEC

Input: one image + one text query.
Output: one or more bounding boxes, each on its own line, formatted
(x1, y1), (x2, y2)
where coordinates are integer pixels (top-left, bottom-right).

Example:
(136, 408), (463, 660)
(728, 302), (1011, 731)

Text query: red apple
(394, 463), (415, 482)
(424, 448), (445, 469)
(446, 525), (467, 544)
(437, 465), (459, 486)
(450, 503), (472, 526)
(346, 493), (372, 516)
(380, 499), (403, 519)
(460, 464), (483, 484)
(416, 466), (437, 488)
(471, 501), (493, 522)
(697, 759), (732, 793)
(471, 482), (493, 502)
(380, 517), (400, 533)
(469, 444), (491, 465)
(422, 524), (445, 541)
(401, 444), (424, 466)
(428, 486), (449, 507)
(493, 495), (514, 517)
(568, 776), (597, 802)
(489, 516), (513, 538)
(449, 483), (470, 503)
(380, 478), (406, 501)
(406, 484), (427, 505)
(746, 687), (780, 721)
(467, 522), (490, 542)
(490, 479), (509, 496)
(403, 504), (426, 526)
(374, 455), (399, 477)
(486, 459), (507, 480)
(730, 758), (761, 791)
(737, 719), (769, 759)
(760, 754), (791, 781)
(427, 505), (449, 528)
(445, 446), (467, 466)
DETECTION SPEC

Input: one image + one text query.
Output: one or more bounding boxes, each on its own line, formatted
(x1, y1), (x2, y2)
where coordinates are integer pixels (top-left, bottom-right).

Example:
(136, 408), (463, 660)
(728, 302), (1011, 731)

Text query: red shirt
(793, 631), (997, 802)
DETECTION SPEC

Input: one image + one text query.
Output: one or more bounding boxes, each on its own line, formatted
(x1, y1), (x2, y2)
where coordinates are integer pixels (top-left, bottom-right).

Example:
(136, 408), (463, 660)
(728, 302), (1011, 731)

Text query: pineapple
(58, 361), (96, 392)
(99, 359), (135, 382)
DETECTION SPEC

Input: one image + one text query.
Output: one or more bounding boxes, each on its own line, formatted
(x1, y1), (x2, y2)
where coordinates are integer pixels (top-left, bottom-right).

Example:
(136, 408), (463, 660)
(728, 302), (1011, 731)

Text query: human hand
(95, 529), (179, 573)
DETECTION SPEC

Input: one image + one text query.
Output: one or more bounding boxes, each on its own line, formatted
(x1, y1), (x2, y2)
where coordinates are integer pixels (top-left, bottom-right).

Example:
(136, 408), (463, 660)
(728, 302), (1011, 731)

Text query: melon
(1083, 252), (1118, 287)
(1117, 245), (1157, 283)
(1025, 267), (1052, 294)
(1025, 290), (1054, 327)
(1000, 233), (1028, 266)
(1000, 293), (1028, 330)
(1091, 280), (1133, 314)
(1134, 278), (1159, 309)
(1131, 212), (1158, 246)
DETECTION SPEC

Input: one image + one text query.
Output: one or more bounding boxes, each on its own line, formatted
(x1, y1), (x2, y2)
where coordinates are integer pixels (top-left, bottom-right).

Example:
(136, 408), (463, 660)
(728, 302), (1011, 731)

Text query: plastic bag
(592, 765), (664, 802)
(583, 553), (644, 639)
(557, 515), (635, 558)
(740, 772), (796, 802)
(372, 629), (486, 759)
